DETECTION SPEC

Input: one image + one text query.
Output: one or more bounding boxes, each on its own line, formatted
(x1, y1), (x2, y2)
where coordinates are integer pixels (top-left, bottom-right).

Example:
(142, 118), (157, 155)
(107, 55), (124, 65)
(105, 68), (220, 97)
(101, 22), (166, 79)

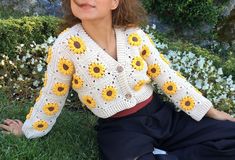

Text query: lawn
(0, 90), (100, 160)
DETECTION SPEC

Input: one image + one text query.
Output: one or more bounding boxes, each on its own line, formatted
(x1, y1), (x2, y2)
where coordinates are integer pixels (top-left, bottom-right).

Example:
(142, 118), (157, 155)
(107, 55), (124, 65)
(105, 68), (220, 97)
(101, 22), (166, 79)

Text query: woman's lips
(78, 3), (95, 10)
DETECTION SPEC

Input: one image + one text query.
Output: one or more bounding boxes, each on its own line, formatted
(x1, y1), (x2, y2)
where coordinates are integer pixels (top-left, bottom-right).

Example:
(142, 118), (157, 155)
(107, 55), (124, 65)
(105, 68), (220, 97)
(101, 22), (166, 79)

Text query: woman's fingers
(4, 119), (18, 126)
(14, 119), (23, 126)
(0, 124), (11, 131)
(1, 130), (11, 135)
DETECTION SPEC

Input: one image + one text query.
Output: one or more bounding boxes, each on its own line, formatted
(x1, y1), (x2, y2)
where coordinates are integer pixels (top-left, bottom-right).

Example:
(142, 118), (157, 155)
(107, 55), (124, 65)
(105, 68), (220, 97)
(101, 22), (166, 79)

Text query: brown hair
(59, 0), (148, 33)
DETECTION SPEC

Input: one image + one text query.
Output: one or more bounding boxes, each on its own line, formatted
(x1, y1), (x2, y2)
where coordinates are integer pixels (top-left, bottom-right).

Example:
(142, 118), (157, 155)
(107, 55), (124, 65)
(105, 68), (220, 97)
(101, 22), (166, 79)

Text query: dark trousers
(95, 92), (235, 160)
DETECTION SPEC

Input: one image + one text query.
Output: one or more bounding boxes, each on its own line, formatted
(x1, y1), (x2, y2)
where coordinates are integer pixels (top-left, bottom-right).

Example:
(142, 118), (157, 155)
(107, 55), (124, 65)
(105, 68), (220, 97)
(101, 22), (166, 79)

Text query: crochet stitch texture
(22, 23), (213, 139)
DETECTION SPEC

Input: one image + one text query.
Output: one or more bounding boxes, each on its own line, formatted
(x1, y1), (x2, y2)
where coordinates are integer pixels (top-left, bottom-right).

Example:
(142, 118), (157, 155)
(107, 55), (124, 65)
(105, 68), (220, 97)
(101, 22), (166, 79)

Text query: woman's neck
(81, 18), (115, 51)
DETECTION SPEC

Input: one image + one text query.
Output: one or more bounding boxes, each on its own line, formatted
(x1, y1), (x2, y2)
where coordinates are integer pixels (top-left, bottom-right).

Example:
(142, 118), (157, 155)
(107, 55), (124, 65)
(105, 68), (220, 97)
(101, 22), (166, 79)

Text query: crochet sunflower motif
(42, 103), (59, 116)
(128, 33), (142, 46)
(134, 80), (146, 91)
(82, 95), (96, 108)
(72, 74), (84, 89)
(140, 45), (150, 60)
(101, 86), (117, 101)
(36, 90), (43, 102)
(88, 62), (106, 78)
(26, 107), (33, 120)
(52, 82), (69, 96)
(68, 36), (86, 54)
(147, 64), (161, 78)
(131, 56), (144, 71)
(33, 120), (48, 131)
(58, 58), (74, 75)
(160, 53), (170, 65)
(43, 72), (48, 87)
(162, 81), (178, 95)
(180, 96), (195, 111)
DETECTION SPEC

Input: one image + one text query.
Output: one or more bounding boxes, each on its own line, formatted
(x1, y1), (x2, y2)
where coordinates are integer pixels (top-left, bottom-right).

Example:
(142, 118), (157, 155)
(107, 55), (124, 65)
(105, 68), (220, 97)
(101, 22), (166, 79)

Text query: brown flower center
(142, 50), (146, 55)
(38, 124), (44, 128)
(167, 86), (173, 91)
(87, 99), (91, 104)
(132, 37), (138, 42)
(74, 41), (81, 49)
(48, 107), (54, 111)
(58, 87), (64, 92)
(74, 79), (78, 84)
(136, 61), (141, 66)
(151, 68), (156, 73)
(106, 90), (112, 96)
(185, 101), (191, 106)
(94, 67), (100, 73)
(63, 64), (69, 70)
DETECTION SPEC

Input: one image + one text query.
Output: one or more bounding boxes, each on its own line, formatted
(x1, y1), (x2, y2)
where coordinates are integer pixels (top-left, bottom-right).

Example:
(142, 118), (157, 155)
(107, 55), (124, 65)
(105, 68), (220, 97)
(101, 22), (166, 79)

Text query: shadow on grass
(0, 90), (100, 160)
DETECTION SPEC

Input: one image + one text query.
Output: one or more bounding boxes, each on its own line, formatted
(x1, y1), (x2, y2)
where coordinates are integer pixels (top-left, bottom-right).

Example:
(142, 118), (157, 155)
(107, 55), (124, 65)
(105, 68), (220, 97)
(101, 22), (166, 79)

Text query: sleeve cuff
(190, 99), (213, 121)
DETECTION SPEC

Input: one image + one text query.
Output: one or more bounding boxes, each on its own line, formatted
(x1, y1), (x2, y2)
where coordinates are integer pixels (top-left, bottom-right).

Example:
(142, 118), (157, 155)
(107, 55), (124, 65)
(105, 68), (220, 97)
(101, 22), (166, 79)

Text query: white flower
(17, 75), (24, 81)
(198, 56), (205, 69)
(1, 60), (5, 66)
(31, 58), (35, 64)
(37, 64), (43, 72)
(33, 80), (40, 87)
(218, 68), (223, 75)
(47, 36), (56, 44)
(195, 79), (203, 89)
(151, 24), (156, 30)
(20, 64), (24, 68)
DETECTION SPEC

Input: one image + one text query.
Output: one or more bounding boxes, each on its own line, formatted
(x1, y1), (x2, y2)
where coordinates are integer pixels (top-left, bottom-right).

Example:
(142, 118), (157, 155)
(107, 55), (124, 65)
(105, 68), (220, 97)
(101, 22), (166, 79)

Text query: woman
(1, 0), (235, 159)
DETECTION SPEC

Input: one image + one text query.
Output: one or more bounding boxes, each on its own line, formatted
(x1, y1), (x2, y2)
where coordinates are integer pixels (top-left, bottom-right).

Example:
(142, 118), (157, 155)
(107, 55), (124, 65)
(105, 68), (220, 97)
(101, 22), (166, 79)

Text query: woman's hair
(58, 0), (148, 33)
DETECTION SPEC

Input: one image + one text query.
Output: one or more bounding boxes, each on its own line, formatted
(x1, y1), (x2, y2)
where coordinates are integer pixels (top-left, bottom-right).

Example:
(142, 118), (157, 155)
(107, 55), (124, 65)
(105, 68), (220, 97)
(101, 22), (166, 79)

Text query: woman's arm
(137, 28), (213, 121)
(206, 107), (235, 122)
(0, 37), (74, 139)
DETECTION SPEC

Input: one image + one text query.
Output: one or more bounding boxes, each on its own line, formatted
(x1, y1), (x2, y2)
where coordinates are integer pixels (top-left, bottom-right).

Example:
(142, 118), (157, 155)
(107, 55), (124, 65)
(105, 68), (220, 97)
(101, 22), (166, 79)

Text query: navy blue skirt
(95, 92), (235, 160)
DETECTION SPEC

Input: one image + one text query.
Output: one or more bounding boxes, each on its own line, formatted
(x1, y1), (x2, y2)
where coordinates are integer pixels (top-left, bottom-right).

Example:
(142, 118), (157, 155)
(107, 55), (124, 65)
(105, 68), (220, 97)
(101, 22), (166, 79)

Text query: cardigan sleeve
(22, 39), (74, 139)
(137, 29), (213, 121)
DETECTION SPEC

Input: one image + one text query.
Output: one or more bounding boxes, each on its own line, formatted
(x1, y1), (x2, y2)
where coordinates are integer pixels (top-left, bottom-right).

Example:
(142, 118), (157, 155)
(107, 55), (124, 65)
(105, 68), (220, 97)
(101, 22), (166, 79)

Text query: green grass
(0, 90), (100, 160)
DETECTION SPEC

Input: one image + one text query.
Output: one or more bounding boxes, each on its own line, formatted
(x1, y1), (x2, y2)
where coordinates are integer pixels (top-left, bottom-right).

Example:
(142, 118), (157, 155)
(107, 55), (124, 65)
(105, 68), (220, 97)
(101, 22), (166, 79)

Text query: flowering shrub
(0, 25), (234, 115)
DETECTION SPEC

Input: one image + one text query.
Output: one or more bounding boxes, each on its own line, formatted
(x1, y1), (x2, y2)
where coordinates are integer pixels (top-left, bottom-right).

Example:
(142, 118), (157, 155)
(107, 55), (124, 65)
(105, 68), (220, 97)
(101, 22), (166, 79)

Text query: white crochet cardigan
(22, 23), (213, 139)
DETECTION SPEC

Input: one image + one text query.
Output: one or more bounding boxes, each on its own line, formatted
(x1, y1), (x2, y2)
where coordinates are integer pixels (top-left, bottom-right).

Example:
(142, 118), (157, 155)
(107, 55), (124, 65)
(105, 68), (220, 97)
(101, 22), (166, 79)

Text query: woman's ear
(111, 0), (120, 10)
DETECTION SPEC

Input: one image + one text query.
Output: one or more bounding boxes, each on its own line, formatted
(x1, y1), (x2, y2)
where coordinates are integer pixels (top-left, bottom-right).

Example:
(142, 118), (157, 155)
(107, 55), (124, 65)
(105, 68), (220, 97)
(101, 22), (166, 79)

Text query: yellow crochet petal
(140, 45), (151, 60)
(131, 56), (144, 71)
(88, 62), (106, 78)
(101, 86), (117, 101)
(68, 36), (86, 54)
(162, 81), (178, 95)
(52, 82), (69, 96)
(57, 58), (74, 75)
(82, 95), (96, 108)
(128, 33), (142, 46)
(180, 96), (195, 111)
(33, 120), (48, 131)
(147, 64), (161, 78)
(134, 80), (146, 91)
(72, 74), (84, 89)
(42, 103), (59, 116)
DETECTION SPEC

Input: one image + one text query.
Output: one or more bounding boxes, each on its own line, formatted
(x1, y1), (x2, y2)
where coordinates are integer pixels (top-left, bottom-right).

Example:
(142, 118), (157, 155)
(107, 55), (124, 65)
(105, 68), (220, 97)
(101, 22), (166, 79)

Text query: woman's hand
(206, 107), (235, 122)
(0, 119), (24, 137)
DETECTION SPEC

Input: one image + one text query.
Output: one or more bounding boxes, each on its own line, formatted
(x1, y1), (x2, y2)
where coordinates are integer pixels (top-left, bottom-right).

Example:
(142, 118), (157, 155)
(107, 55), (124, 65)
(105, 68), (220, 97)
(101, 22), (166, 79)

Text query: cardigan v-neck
(76, 23), (125, 64)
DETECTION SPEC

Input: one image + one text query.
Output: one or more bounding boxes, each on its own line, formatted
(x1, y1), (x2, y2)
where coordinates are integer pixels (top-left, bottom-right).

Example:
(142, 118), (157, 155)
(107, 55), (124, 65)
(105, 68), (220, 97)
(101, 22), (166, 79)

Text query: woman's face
(71, 0), (119, 22)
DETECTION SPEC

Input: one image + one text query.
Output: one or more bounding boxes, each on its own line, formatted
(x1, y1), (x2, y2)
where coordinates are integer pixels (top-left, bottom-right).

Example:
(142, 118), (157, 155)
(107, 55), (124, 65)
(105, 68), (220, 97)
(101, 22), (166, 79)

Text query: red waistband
(111, 94), (153, 118)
